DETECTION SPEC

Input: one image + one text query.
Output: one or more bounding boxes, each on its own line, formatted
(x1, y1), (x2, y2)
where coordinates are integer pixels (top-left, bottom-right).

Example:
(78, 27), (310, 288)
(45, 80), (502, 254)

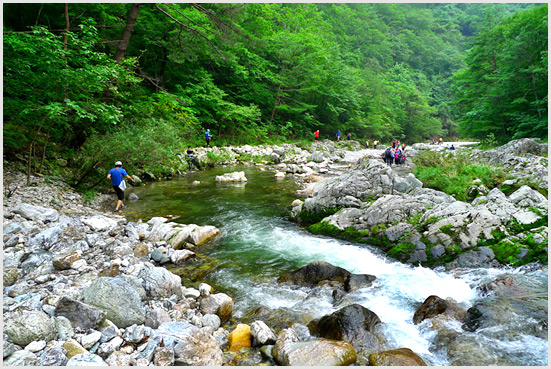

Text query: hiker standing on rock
(205, 129), (212, 147)
(107, 161), (134, 212)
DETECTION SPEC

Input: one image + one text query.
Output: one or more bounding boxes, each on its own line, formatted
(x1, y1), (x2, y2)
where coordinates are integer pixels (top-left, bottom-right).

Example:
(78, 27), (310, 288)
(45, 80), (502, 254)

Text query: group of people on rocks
(381, 140), (407, 166)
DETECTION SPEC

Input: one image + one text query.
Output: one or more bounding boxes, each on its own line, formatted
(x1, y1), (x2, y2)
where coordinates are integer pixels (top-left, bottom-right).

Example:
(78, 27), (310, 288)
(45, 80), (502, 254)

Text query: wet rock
(273, 328), (357, 366)
(200, 293), (234, 324)
(157, 321), (223, 365)
(447, 247), (496, 268)
(413, 295), (467, 325)
(66, 353), (108, 366)
(134, 264), (183, 299)
(250, 320), (277, 346)
(3, 350), (40, 366)
(278, 260), (351, 287)
(79, 277), (145, 328)
(154, 346), (175, 366)
(40, 346), (68, 366)
(311, 304), (382, 356)
(227, 324), (252, 351)
(4, 310), (56, 346)
(127, 192), (139, 201)
(170, 249), (195, 264)
(14, 203), (59, 223)
(189, 225), (221, 246)
(368, 348), (427, 366)
(345, 274), (377, 292)
(215, 171), (247, 182)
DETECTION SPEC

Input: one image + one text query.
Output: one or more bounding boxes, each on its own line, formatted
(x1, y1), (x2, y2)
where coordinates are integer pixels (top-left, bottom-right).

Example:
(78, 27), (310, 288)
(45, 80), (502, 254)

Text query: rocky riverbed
(3, 138), (548, 366)
(290, 138), (548, 268)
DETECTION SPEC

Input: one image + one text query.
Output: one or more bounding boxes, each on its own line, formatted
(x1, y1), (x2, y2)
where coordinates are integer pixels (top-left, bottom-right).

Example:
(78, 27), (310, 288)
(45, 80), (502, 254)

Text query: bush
(413, 151), (507, 201)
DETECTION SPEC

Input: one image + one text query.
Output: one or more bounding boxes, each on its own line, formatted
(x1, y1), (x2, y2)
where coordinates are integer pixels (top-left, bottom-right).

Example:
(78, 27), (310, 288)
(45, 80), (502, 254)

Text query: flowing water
(124, 165), (548, 366)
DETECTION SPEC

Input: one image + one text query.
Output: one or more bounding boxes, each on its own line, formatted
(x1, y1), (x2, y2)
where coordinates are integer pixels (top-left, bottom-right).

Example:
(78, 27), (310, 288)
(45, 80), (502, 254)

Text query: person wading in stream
(107, 161), (135, 212)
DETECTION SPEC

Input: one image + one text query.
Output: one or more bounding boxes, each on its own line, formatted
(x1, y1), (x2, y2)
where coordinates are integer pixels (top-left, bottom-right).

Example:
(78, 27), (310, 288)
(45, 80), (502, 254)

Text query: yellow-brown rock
(227, 324), (252, 351)
(63, 338), (87, 358)
(133, 243), (149, 257)
(368, 348), (427, 366)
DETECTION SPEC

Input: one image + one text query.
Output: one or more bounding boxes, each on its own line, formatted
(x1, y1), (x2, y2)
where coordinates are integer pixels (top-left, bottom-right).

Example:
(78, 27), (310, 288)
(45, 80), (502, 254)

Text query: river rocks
(79, 277), (145, 328)
(227, 324), (252, 351)
(250, 320), (277, 346)
(14, 203), (59, 223)
(81, 215), (118, 232)
(200, 293), (234, 323)
(345, 274), (377, 292)
(413, 295), (467, 326)
(66, 353), (109, 366)
(310, 304), (382, 356)
(4, 310), (56, 346)
(272, 328), (357, 366)
(40, 346), (69, 366)
(132, 263), (183, 299)
(157, 321), (223, 366)
(54, 297), (107, 332)
(189, 225), (221, 246)
(216, 171), (248, 182)
(278, 260), (352, 287)
(154, 346), (175, 366)
(368, 348), (427, 366)
(3, 350), (40, 366)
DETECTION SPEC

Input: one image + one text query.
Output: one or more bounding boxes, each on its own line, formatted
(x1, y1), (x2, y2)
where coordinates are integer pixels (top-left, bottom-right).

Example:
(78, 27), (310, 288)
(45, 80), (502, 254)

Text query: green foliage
(296, 207), (343, 224)
(453, 5), (548, 143)
(413, 150), (507, 201)
(387, 242), (416, 262)
(439, 224), (456, 236)
(489, 234), (548, 266)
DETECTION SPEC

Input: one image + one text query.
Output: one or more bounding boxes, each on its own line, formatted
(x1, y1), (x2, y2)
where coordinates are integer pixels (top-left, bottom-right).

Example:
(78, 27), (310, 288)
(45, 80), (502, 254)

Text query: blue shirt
(109, 168), (127, 186)
(205, 131), (211, 139)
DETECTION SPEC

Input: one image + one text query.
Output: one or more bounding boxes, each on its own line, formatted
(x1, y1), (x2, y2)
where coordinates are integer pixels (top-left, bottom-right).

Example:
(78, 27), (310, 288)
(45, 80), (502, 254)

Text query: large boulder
(200, 293), (234, 324)
(278, 260), (351, 287)
(215, 171), (247, 182)
(13, 203), (59, 223)
(54, 296), (107, 332)
(156, 321), (223, 366)
(310, 304), (382, 356)
(227, 324), (252, 351)
(25, 226), (64, 250)
(189, 225), (221, 246)
(413, 295), (467, 326)
(4, 311), (56, 346)
(272, 328), (357, 366)
(250, 320), (277, 346)
(79, 277), (145, 328)
(134, 264), (183, 299)
(66, 353), (109, 366)
(368, 348), (427, 366)
(3, 350), (40, 366)
(81, 215), (118, 232)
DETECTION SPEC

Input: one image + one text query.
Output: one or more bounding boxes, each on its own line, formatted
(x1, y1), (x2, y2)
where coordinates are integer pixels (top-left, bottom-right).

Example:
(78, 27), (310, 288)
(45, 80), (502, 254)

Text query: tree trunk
(114, 3), (142, 64)
(63, 3), (69, 50)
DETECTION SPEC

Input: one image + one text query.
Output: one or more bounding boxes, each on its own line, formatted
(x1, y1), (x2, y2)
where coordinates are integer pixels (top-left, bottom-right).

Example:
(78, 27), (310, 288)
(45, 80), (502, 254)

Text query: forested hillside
(3, 3), (547, 182)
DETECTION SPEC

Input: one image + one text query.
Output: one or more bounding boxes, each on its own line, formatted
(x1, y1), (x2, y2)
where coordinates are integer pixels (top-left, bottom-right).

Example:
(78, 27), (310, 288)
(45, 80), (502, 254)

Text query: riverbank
(3, 138), (548, 366)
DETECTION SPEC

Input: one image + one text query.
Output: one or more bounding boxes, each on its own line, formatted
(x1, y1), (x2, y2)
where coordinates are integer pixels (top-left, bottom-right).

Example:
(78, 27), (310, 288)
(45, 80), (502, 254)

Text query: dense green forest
(3, 3), (548, 184)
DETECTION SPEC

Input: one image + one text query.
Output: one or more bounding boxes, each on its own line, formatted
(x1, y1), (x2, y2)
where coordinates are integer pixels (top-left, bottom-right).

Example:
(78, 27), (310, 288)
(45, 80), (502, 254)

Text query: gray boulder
(272, 328), (356, 366)
(145, 307), (172, 329)
(3, 350), (40, 366)
(79, 277), (145, 328)
(66, 353), (109, 366)
(54, 297), (106, 332)
(200, 293), (234, 324)
(14, 203), (59, 223)
(19, 250), (55, 276)
(25, 226), (64, 250)
(40, 346), (69, 366)
(278, 260), (351, 287)
(135, 264), (183, 299)
(157, 321), (223, 366)
(393, 173), (423, 194)
(508, 185), (548, 208)
(4, 311), (56, 346)
(3, 333), (21, 358)
(310, 304), (382, 356)
(250, 320), (277, 346)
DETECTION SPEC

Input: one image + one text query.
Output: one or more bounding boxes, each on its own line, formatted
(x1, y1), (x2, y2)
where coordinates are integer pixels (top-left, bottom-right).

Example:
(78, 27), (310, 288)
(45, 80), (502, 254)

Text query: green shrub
(413, 151), (507, 201)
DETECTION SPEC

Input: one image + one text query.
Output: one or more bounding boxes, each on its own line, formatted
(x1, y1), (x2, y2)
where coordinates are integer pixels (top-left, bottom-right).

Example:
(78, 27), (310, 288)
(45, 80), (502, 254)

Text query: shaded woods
(3, 3), (547, 187)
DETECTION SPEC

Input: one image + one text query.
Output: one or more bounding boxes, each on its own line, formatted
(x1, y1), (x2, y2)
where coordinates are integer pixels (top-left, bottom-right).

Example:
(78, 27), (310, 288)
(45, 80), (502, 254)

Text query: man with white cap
(107, 161), (135, 212)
